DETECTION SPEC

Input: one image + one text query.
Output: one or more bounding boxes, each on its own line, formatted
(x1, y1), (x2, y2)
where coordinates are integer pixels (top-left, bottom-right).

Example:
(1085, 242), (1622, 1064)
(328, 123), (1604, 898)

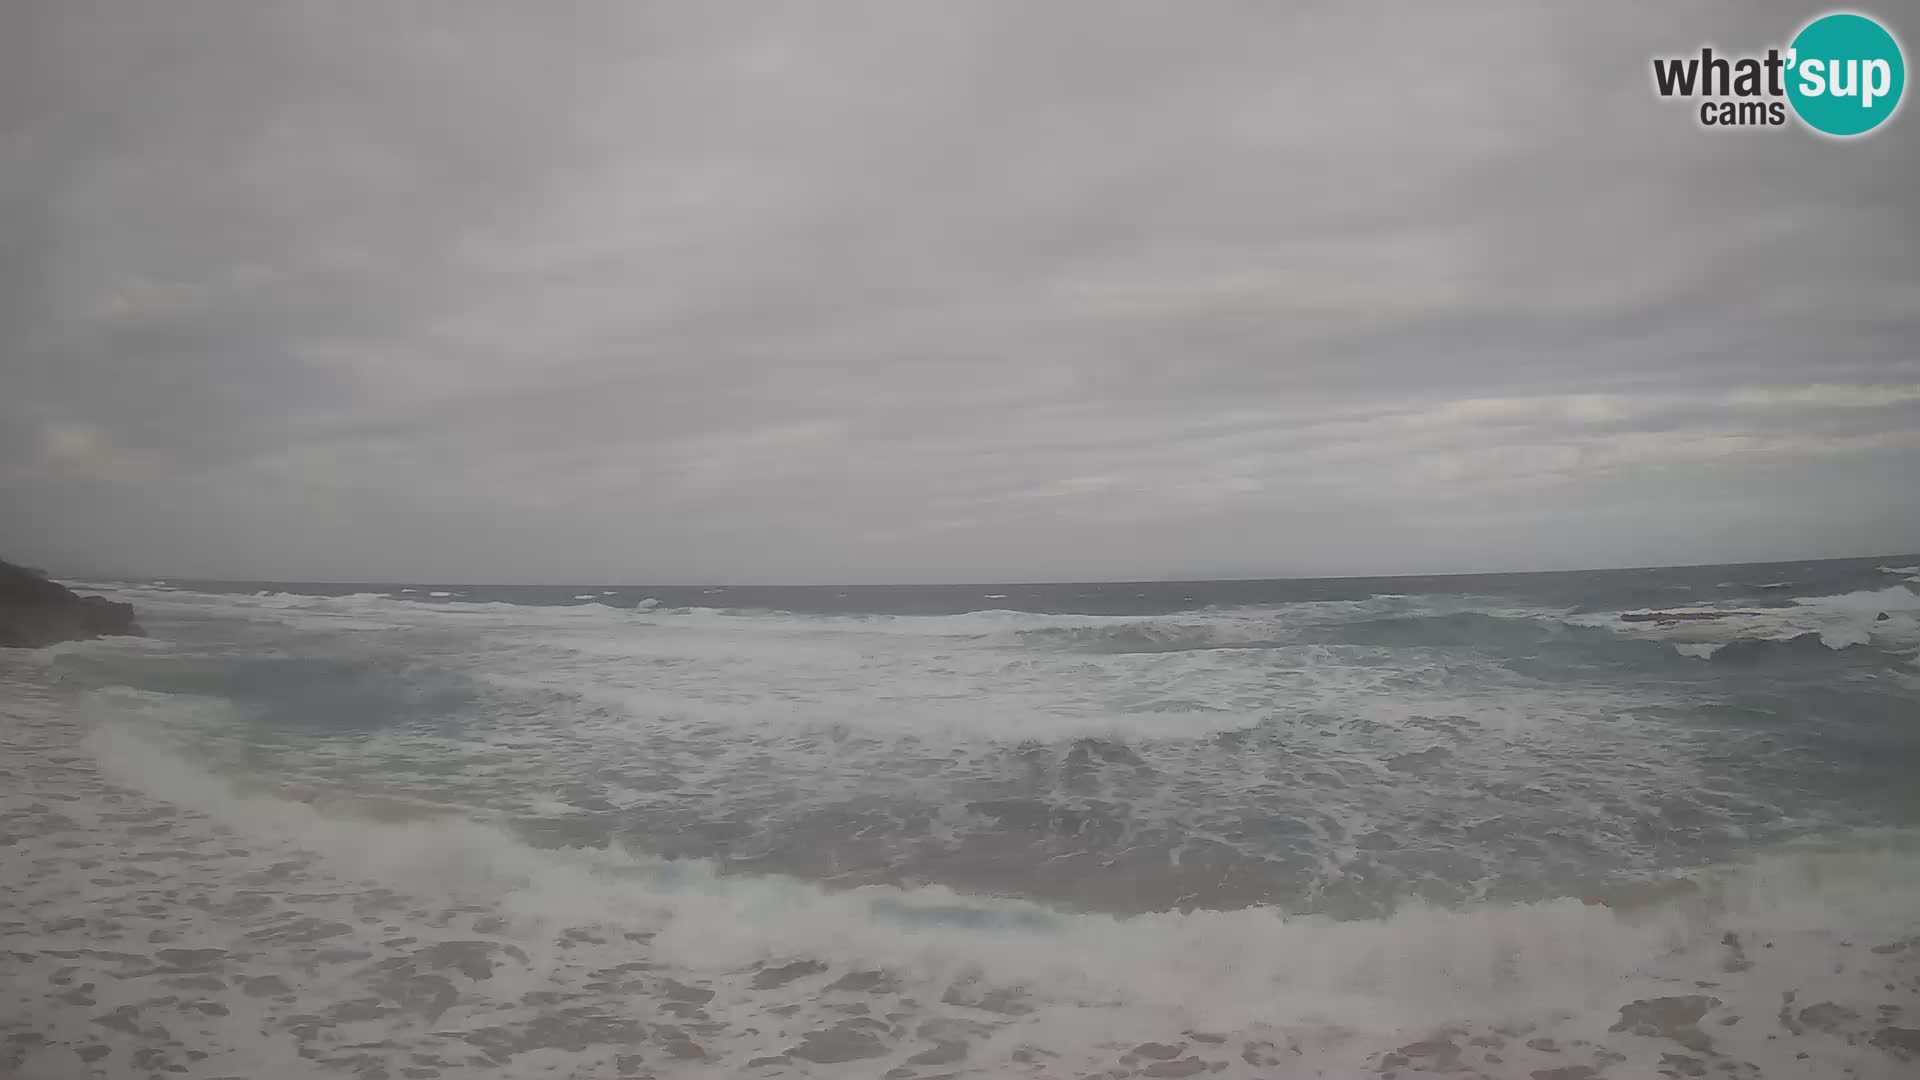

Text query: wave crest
(78, 719), (1920, 1042)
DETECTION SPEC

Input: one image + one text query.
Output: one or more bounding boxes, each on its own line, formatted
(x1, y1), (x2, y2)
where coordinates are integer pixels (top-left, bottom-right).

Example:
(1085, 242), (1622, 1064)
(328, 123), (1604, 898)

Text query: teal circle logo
(1786, 12), (1906, 136)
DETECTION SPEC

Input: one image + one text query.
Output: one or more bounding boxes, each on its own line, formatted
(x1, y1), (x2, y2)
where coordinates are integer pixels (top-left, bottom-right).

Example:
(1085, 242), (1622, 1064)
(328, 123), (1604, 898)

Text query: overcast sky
(4, 1), (1917, 584)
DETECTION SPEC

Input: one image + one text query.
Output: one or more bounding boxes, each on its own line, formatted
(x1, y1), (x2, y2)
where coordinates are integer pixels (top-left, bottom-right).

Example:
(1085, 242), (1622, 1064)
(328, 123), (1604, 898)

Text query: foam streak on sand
(2, 665), (1918, 1079)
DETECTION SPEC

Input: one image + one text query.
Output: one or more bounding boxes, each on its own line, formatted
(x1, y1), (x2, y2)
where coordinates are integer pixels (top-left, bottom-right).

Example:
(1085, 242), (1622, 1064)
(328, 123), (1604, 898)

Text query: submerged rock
(1619, 610), (1763, 623)
(0, 559), (142, 648)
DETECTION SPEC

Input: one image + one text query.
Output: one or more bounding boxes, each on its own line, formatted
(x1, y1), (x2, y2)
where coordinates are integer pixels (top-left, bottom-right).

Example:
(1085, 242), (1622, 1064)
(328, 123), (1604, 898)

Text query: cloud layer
(4, 1), (1917, 582)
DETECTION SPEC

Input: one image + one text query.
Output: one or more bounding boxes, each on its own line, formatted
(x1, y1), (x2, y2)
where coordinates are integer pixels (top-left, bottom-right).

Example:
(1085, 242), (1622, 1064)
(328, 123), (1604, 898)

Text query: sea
(4, 555), (1920, 1079)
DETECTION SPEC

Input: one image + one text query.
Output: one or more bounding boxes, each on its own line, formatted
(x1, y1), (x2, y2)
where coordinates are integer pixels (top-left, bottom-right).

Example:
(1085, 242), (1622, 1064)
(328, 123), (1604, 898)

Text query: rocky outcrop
(0, 559), (142, 648)
(1619, 610), (1765, 623)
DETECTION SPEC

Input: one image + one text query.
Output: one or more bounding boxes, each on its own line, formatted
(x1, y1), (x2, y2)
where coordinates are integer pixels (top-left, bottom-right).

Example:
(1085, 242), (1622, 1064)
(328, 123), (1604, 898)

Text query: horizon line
(50, 549), (1920, 592)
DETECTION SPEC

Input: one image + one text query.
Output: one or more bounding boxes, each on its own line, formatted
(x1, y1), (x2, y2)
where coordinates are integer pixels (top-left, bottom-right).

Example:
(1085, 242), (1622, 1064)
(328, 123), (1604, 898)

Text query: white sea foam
(67, 717), (1920, 1077)
(74, 582), (1480, 651)
(1794, 584), (1920, 617)
(13, 571), (1920, 1079)
(37, 583), (1906, 912)
(56, 583), (1725, 891)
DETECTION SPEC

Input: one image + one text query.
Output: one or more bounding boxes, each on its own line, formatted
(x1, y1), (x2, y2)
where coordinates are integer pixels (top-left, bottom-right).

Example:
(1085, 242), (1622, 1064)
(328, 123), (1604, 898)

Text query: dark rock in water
(1620, 610), (1764, 623)
(1878, 611), (1892, 621)
(0, 559), (142, 648)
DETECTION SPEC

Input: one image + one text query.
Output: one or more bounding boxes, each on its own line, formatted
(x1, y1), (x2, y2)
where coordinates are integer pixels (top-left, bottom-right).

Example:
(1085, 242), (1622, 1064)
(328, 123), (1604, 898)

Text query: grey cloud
(2, 0), (1916, 583)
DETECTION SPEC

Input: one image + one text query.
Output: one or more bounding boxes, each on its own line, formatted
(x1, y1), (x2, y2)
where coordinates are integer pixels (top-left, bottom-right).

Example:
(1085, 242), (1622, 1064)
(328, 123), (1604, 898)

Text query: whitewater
(3, 556), (1919, 1078)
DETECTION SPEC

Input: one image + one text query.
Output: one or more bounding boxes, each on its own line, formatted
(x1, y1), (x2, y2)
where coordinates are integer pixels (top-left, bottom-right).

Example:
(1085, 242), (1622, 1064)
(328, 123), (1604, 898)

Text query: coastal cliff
(0, 559), (141, 648)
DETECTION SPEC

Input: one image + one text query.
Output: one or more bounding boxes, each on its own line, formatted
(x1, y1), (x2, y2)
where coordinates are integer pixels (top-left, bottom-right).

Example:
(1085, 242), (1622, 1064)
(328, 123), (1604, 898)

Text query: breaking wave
(79, 719), (1920, 1040)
